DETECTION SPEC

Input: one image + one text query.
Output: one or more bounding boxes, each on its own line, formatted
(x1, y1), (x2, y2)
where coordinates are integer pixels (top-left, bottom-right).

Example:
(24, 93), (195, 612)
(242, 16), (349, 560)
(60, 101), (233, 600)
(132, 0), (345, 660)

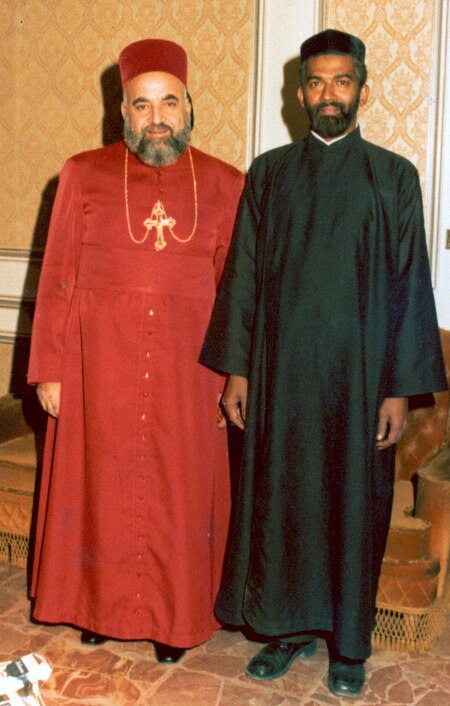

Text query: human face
(297, 54), (369, 140)
(121, 71), (192, 166)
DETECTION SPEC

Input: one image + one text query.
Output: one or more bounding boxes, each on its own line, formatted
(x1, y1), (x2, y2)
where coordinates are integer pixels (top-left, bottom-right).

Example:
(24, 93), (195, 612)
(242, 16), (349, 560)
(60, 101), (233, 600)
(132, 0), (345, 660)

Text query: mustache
(314, 101), (345, 114)
(144, 123), (173, 135)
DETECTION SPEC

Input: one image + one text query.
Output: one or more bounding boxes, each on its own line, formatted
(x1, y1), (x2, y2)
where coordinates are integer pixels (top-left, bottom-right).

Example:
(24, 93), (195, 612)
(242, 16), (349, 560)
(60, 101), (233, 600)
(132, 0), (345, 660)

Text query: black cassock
(200, 128), (447, 659)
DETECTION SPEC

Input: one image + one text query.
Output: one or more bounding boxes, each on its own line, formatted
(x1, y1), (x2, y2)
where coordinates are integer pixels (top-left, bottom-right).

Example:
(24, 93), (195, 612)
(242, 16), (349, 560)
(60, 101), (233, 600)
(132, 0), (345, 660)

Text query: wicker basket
(373, 577), (449, 652)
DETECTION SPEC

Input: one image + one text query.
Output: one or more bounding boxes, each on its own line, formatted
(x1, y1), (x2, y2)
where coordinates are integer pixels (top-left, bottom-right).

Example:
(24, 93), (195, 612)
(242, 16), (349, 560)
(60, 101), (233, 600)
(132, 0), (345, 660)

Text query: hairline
(122, 84), (188, 102)
(299, 53), (367, 88)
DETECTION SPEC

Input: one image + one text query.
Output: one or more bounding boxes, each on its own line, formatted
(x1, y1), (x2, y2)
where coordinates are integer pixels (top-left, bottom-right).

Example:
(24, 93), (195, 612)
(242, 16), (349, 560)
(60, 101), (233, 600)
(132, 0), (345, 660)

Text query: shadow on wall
(101, 63), (125, 147)
(8, 64), (124, 432)
(282, 56), (310, 143)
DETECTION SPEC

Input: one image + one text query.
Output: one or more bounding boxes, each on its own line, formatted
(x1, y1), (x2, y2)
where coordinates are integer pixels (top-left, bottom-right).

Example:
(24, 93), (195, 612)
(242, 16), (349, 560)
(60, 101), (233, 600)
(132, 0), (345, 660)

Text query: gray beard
(306, 96), (360, 139)
(123, 117), (191, 167)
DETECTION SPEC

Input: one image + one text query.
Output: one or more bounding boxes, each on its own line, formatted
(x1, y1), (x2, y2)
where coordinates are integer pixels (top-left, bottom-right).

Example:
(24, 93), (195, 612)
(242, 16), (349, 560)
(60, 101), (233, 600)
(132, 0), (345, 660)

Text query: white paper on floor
(0, 653), (52, 706)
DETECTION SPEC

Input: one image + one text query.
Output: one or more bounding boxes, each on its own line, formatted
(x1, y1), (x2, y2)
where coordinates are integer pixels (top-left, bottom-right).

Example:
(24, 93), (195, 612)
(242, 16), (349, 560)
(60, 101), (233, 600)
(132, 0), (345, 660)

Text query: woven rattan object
(373, 474), (449, 652)
(0, 435), (36, 568)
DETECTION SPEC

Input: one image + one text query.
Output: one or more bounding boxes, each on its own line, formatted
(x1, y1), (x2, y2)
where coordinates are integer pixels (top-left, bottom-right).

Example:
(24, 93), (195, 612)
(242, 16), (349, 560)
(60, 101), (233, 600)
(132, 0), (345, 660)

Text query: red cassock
(28, 142), (244, 647)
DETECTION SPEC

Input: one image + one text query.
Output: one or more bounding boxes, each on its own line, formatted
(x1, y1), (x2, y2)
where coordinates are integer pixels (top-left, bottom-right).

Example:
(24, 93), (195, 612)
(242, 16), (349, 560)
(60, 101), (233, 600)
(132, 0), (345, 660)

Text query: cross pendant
(144, 200), (176, 251)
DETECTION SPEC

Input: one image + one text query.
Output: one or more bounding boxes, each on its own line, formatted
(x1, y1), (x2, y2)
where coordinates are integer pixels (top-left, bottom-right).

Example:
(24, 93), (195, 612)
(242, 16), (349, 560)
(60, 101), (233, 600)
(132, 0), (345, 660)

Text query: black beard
(123, 117), (191, 166)
(305, 95), (360, 138)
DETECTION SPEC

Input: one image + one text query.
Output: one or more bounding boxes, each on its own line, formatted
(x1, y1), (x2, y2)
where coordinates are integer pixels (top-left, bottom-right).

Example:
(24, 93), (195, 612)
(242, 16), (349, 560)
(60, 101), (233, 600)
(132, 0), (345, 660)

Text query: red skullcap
(119, 39), (188, 87)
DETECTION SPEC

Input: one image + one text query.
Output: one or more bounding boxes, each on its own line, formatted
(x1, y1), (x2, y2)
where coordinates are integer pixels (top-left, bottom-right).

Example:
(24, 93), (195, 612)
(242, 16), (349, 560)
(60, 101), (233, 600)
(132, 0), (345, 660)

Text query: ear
(185, 90), (194, 129)
(297, 86), (305, 108)
(359, 83), (370, 107)
(121, 101), (128, 120)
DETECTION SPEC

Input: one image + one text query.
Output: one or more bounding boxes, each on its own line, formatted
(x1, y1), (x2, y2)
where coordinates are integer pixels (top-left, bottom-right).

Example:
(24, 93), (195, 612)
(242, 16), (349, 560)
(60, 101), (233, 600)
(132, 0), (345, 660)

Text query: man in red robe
(28, 38), (244, 663)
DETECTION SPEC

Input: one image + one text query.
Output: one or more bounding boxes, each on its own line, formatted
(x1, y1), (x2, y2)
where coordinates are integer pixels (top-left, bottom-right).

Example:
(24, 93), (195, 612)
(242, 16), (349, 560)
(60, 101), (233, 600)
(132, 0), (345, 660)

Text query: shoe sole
(245, 640), (317, 681)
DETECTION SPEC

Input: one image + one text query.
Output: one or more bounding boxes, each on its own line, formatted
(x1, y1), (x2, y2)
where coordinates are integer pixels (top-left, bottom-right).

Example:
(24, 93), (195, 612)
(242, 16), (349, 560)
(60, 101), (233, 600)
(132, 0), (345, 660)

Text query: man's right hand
(37, 382), (61, 418)
(221, 375), (248, 430)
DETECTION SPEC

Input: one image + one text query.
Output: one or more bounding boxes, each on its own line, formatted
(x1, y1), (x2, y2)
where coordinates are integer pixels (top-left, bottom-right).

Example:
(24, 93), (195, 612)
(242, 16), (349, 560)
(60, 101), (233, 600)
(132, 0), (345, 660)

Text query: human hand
(36, 382), (61, 418)
(217, 392), (227, 428)
(376, 397), (407, 450)
(221, 375), (248, 430)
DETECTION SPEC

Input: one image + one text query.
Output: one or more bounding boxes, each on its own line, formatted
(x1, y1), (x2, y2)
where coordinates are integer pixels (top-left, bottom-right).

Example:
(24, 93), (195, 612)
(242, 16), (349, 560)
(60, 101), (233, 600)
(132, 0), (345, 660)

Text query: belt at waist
(75, 244), (216, 297)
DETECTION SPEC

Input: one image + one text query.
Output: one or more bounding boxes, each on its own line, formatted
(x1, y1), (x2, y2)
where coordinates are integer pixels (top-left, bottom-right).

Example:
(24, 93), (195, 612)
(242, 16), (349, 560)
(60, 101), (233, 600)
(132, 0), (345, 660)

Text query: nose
(149, 105), (162, 124)
(320, 80), (336, 102)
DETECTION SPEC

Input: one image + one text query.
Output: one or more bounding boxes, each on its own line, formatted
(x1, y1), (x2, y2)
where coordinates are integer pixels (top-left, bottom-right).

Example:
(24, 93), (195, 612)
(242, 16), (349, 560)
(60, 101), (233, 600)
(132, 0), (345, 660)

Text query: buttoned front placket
(133, 302), (156, 617)
(132, 165), (164, 620)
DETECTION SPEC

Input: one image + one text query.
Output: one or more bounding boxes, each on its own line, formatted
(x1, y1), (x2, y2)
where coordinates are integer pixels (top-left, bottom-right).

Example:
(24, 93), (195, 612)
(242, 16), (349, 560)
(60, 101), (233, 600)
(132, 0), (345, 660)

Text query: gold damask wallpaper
(0, 0), (254, 251)
(324, 0), (437, 181)
(0, 0), (254, 395)
(1, 0), (437, 252)
(0, 0), (442, 397)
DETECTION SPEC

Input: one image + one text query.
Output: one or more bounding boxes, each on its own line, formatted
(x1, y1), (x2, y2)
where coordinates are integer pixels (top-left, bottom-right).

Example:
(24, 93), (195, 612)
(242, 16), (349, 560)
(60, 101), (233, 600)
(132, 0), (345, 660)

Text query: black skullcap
(300, 29), (365, 64)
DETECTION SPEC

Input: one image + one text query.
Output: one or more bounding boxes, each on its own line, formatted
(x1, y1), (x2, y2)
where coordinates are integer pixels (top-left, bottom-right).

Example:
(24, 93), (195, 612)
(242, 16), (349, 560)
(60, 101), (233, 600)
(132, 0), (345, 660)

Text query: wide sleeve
(389, 164), (447, 396)
(200, 165), (262, 377)
(213, 170), (245, 286)
(27, 159), (83, 383)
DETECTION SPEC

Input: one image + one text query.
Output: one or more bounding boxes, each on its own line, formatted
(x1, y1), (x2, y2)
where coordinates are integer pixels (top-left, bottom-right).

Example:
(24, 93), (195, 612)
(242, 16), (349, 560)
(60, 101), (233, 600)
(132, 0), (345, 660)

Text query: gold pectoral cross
(144, 201), (176, 251)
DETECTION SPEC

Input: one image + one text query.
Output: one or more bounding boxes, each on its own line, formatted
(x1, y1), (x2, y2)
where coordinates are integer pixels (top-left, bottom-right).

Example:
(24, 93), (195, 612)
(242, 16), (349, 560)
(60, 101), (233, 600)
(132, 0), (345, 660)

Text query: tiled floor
(0, 564), (448, 706)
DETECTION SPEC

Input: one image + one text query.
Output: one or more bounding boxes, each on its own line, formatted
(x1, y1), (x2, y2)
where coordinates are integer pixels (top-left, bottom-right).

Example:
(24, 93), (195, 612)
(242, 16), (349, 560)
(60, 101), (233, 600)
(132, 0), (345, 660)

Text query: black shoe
(153, 641), (186, 663)
(327, 659), (365, 698)
(80, 629), (108, 645)
(245, 639), (317, 681)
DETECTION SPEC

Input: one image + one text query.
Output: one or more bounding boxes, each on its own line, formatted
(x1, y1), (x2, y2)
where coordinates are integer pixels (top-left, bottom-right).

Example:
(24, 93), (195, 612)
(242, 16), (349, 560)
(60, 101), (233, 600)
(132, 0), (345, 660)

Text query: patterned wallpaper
(0, 0), (442, 396)
(324, 0), (437, 183)
(0, 0), (254, 251)
(1, 0), (437, 250)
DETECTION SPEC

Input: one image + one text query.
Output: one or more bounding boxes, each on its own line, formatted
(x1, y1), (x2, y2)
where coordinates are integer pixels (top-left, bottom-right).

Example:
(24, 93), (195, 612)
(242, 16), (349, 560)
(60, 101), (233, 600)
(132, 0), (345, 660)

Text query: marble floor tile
(0, 564), (448, 706)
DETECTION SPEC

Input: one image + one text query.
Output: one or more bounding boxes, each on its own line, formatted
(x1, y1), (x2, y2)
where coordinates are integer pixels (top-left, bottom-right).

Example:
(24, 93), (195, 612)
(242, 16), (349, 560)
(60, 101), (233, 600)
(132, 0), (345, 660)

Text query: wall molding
(0, 249), (43, 343)
(247, 0), (323, 163)
(427, 0), (450, 327)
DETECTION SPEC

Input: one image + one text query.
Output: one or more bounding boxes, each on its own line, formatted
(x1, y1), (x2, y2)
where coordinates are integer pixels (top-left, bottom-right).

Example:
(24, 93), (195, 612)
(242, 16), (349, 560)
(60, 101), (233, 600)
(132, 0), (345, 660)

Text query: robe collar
(310, 125), (361, 147)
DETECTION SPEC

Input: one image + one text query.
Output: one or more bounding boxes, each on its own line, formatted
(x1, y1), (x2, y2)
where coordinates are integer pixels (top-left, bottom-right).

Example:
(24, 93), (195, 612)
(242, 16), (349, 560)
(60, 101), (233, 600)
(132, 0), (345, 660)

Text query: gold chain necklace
(124, 146), (198, 250)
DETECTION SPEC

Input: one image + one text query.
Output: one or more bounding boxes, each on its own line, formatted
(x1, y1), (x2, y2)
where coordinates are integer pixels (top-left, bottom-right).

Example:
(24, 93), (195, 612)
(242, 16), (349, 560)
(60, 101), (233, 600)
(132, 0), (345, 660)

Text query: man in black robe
(200, 29), (447, 699)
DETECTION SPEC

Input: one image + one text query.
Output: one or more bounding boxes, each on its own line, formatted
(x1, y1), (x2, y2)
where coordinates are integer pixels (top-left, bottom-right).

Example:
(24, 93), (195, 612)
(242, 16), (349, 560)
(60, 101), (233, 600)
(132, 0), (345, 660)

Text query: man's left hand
(376, 397), (408, 450)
